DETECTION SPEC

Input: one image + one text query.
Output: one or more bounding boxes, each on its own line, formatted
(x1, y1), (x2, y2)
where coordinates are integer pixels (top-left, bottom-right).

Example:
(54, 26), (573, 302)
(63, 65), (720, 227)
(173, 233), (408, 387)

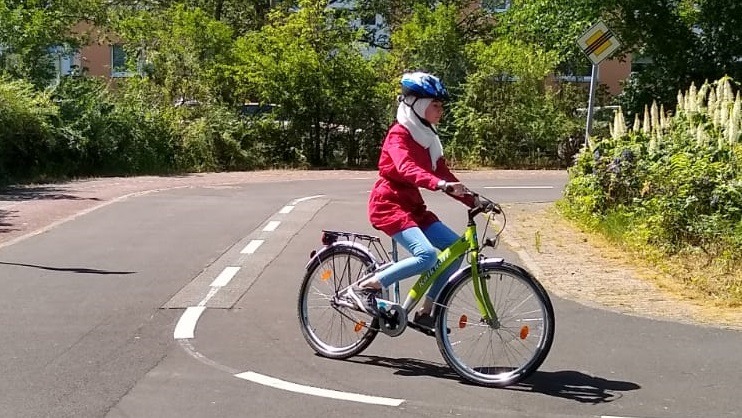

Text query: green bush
(171, 103), (260, 172)
(0, 76), (60, 183)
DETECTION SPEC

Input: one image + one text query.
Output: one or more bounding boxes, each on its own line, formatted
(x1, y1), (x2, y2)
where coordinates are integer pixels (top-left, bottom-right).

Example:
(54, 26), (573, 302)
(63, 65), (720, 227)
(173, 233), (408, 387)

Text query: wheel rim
(300, 250), (375, 355)
(439, 269), (551, 384)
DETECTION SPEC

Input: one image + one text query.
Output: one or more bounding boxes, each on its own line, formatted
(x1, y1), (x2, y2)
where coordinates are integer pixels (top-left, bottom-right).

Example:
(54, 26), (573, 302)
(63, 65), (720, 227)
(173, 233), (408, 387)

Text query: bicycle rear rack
(320, 230), (393, 265)
(319, 230), (402, 302)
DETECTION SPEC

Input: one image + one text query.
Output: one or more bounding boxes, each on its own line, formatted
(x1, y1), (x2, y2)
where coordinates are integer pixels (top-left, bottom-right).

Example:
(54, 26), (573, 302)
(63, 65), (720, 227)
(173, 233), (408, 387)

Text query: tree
(106, 0), (295, 34)
(115, 4), (235, 104)
(389, 4), (474, 88)
(615, 0), (742, 114)
(225, 0), (387, 166)
(497, 0), (603, 68)
(449, 39), (578, 167)
(498, 0), (742, 114)
(0, 0), (97, 85)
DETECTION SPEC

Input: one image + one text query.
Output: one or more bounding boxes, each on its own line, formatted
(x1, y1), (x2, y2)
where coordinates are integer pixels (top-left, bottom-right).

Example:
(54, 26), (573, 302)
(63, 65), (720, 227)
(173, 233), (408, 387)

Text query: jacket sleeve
(385, 130), (443, 191)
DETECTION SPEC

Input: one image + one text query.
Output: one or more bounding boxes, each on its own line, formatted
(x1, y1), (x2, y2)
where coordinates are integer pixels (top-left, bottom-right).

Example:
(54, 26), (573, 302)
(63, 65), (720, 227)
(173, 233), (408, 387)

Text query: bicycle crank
(376, 299), (407, 337)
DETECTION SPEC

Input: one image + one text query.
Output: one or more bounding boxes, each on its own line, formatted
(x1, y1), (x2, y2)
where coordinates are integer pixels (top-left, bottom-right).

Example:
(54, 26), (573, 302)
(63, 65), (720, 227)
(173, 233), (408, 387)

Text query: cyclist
(344, 71), (475, 331)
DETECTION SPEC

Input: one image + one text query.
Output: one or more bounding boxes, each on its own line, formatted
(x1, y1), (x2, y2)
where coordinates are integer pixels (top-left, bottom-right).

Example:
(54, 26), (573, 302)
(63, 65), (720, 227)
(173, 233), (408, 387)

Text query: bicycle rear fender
(305, 241), (378, 270)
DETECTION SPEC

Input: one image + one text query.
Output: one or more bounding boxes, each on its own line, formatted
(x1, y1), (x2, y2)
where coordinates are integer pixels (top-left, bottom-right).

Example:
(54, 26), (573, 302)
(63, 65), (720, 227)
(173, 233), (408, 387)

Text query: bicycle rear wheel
(435, 261), (554, 387)
(298, 245), (378, 359)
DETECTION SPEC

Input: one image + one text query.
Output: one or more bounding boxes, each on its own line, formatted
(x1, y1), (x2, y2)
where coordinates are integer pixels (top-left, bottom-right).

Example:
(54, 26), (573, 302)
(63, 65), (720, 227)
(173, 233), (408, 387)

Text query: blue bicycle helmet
(400, 72), (450, 101)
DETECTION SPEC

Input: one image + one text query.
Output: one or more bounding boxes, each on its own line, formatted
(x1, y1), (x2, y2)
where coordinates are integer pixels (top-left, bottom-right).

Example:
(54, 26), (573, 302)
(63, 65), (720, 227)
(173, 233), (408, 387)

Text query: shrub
(0, 76), (60, 183)
(562, 77), (742, 303)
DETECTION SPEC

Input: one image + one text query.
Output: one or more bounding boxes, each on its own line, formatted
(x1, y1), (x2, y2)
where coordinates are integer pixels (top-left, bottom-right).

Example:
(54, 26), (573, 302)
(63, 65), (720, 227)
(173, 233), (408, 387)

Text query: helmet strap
(403, 96), (439, 134)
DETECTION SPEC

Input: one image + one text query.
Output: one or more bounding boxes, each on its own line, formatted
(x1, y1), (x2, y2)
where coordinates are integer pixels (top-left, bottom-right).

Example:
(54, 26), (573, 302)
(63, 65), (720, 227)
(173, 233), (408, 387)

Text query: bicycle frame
(390, 216), (498, 323)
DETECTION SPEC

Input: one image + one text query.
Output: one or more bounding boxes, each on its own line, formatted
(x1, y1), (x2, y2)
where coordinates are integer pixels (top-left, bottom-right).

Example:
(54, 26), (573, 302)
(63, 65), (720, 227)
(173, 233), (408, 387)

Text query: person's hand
(441, 181), (468, 197)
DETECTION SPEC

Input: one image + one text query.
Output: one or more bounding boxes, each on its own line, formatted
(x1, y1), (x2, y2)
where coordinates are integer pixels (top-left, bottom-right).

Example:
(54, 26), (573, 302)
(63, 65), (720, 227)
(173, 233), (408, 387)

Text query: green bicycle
(297, 191), (555, 387)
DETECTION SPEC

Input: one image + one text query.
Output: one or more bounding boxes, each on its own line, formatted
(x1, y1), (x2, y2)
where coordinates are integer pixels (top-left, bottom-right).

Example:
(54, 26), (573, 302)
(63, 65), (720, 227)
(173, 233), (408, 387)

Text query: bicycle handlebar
(442, 184), (502, 215)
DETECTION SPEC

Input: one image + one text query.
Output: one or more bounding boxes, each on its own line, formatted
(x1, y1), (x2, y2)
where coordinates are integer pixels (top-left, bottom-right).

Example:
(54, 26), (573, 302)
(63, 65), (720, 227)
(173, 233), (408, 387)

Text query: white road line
(240, 239), (264, 254)
(279, 205), (294, 214)
(483, 186), (554, 189)
(602, 416), (643, 418)
(235, 371), (405, 407)
(197, 287), (220, 307)
(173, 306), (206, 339)
(210, 266), (240, 287)
(263, 220), (281, 231)
(292, 194), (325, 204)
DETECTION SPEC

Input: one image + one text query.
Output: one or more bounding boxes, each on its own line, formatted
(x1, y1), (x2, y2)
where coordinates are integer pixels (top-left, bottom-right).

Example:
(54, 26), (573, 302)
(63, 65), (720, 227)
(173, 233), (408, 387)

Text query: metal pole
(585, 63), (599, 146)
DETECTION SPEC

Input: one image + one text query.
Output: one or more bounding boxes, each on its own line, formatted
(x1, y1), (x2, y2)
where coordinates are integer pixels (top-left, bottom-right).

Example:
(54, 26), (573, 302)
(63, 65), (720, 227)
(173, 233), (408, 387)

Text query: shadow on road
(344, 355), (460, 381)
(0, 186), (102, 234)
(509, 370), (641, 403)
(0, 185), (102, 202)
(0, 209), (19, 233)
(0, 261), (136, 275)
(345, 355), (640, 404)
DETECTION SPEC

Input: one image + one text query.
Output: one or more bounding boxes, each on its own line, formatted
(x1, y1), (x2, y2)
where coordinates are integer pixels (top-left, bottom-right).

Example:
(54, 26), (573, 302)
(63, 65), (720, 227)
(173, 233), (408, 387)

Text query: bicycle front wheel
(435, 261), (555, 387)
(298, 245), (378, 359)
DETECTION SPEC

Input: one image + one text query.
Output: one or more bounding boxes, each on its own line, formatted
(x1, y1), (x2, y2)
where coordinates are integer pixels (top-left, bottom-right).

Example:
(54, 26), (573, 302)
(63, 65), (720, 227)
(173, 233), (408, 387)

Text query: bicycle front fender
(305, 240), (378, 270)
(433, 257), (507, 318)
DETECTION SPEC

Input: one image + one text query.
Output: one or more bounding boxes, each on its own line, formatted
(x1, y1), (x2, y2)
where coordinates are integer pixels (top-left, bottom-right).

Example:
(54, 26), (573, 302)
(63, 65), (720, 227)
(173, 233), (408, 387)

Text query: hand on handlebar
(446, 182), (468, 197)
(439, 181), (468, 197)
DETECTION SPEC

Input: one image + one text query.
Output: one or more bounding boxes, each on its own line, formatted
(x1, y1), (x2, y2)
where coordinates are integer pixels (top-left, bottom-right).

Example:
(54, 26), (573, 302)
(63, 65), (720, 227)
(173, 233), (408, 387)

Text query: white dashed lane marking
(173, 194), (406, 407)
(240, 239), (264, 254)
(210, 266), (240, 287)
(263, 220), (281, 231)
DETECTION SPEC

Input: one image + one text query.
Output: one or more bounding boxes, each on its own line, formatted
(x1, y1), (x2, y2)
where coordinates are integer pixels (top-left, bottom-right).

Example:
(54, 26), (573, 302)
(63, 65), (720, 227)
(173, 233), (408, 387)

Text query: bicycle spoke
(299, 246), (378, 359)
(436, 263), (554, 387)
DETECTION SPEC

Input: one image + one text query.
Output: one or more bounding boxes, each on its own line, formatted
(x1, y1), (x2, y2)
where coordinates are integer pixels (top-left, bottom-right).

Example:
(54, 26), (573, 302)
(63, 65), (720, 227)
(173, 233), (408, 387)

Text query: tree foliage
(449, 40), (580, 167)
(115, 4), (235, 104)
(224, 0), (387, 166)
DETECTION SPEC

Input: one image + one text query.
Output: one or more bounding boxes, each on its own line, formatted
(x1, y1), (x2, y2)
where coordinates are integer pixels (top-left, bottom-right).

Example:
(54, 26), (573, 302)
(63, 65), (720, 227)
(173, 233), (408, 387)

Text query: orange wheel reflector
(354, 321), (366, 333)
(520, 325), (530, 340)
(458, 315), (468, 329)
(320, 270), (332, 281)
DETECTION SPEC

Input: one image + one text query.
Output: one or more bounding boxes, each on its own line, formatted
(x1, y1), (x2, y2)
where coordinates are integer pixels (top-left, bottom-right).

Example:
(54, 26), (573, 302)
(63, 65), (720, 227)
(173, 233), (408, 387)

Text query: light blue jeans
(376, 221), (463, 300)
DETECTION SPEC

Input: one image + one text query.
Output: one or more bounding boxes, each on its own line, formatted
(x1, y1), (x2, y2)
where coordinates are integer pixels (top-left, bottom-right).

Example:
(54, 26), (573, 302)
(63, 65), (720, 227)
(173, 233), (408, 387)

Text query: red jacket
(368, 123), (474, 236)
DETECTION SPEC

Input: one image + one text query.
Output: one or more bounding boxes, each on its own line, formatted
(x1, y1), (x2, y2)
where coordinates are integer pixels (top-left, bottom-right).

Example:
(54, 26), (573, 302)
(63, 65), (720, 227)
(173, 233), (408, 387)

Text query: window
(481, 0), (511, 13)
(631, 54), (653, 74)
(48, 45), (80, 85)
(111, 44), (132, 78)
(557, 60), (593, 83)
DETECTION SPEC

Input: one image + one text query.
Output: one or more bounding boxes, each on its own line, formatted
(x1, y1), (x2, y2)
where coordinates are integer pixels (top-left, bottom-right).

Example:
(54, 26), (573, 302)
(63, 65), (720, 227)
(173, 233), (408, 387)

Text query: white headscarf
(396, 96), (443, 170)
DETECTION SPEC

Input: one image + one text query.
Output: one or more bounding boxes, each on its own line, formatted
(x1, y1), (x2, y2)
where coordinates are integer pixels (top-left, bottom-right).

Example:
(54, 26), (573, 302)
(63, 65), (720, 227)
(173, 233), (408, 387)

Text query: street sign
(577, 21), (621, 65)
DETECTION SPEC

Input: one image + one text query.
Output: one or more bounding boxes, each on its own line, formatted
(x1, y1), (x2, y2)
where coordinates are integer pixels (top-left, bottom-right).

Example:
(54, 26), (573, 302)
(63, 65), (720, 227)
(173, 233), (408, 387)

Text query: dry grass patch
(500, 202), (742, 330)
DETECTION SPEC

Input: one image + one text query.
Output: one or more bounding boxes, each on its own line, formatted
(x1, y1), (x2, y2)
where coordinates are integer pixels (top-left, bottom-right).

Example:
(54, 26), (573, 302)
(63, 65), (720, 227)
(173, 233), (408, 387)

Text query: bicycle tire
(434, 260), (555, 387)
(298, 245), (378, 359)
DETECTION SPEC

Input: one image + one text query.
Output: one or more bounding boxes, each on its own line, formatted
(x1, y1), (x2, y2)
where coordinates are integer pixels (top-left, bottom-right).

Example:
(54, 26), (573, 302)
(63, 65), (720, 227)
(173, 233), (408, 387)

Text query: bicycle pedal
(407, 321), (436, 337)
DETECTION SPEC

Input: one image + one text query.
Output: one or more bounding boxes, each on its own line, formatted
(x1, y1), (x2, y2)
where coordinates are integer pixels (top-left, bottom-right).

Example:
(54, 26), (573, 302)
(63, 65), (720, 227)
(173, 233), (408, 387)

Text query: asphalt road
(1, 173), (740, 418)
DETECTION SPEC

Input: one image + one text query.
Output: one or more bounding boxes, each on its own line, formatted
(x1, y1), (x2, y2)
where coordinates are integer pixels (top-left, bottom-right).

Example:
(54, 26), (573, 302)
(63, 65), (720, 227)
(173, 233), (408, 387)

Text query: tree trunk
(214, 0), (224, 21)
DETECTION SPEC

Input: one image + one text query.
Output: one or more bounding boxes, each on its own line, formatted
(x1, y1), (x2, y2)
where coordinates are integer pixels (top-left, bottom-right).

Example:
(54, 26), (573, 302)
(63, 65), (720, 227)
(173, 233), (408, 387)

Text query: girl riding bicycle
(344, 71), (476, 331)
